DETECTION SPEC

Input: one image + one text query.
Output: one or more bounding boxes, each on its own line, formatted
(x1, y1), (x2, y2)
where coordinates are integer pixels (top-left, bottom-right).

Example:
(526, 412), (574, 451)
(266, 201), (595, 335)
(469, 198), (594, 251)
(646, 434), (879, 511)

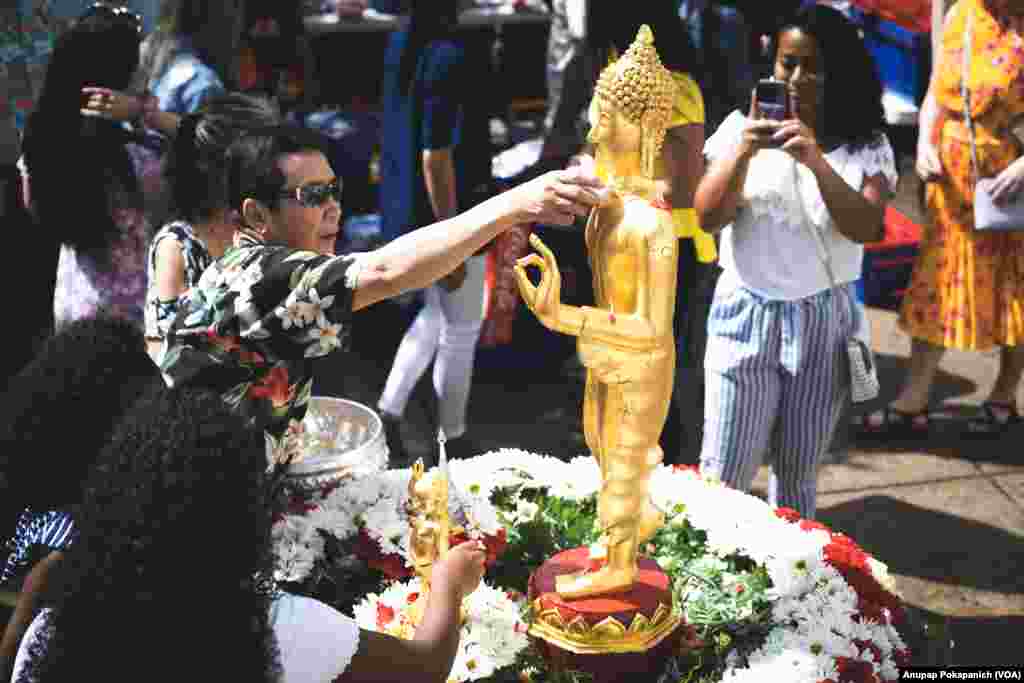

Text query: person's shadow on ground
(818, 495), (1024, 666)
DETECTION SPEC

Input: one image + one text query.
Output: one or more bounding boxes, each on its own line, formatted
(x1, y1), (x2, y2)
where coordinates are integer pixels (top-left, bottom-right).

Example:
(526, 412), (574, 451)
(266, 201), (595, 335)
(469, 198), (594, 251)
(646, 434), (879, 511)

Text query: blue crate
(853, 9), (929, 105)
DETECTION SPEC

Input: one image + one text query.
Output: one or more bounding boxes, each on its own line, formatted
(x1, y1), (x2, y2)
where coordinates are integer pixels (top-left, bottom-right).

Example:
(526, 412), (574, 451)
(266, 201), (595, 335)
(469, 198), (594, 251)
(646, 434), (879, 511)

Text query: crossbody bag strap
(962, 6), (980, 183)
(790, 161), (838, 291)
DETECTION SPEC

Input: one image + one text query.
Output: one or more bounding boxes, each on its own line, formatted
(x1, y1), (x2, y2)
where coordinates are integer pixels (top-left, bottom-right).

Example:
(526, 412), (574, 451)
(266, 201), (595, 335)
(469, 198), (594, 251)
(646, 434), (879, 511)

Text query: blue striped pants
(699, 280), (857, 519)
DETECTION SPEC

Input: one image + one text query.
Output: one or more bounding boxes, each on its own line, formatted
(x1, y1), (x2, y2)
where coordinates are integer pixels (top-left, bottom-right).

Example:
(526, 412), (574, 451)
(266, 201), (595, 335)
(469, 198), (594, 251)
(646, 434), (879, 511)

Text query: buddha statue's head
(588, 25), (676, 180)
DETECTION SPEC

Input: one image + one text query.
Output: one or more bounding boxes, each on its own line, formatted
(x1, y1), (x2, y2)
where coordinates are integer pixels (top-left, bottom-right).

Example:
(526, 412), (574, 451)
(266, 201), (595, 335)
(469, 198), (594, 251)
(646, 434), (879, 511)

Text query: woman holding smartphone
(694, 5), (895, 518)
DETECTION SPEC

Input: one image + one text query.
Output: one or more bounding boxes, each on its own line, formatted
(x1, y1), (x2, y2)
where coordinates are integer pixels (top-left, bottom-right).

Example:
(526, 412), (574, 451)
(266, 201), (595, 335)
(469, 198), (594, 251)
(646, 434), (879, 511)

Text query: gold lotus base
(528, 600), (681, 655)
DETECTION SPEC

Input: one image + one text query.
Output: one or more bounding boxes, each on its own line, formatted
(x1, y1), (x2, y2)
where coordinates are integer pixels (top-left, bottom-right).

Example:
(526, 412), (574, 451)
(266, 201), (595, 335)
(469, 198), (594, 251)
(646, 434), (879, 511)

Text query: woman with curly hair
(20, 3), (162, 329)
(0, 315), (160, 681)
(10, 388), (488, 683)
(695, 5), (896, 518)
(145, 92), (280, 360)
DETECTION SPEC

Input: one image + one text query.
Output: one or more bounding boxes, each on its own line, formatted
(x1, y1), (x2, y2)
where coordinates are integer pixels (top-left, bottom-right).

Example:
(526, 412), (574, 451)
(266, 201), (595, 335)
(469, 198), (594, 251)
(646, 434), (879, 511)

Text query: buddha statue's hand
(514, 234), (563, 331)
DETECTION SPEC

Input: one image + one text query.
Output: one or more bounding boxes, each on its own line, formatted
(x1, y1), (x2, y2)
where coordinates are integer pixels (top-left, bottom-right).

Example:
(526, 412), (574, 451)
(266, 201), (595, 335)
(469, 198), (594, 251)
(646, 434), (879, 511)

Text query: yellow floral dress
(900, 0), (1024, 350)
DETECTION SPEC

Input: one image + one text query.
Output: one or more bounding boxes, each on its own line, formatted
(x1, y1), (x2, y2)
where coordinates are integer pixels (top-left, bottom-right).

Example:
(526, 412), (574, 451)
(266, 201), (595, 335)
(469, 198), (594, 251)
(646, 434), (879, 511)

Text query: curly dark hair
(771, 4), (886, 150)
(17, 388), (284, 683)
(21, 4), (143, 255)
(160, 92), (281, 227)
(0, 315), (160, 513)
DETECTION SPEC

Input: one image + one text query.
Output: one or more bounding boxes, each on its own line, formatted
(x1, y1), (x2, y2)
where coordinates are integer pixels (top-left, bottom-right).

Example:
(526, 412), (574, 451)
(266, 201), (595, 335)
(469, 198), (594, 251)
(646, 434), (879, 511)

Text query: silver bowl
(282, 397), (388, 490)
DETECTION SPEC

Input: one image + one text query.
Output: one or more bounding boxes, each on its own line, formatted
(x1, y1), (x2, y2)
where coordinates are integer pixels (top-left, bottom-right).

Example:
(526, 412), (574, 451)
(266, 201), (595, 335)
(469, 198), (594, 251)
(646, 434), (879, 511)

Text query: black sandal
(963, 401), (1021, 438)
(853, 406), (932, 440)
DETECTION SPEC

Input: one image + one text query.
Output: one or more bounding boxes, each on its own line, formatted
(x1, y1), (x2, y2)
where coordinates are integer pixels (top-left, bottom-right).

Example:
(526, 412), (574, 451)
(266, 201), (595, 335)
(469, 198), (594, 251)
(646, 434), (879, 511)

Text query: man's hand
(507, 167), (606, 226)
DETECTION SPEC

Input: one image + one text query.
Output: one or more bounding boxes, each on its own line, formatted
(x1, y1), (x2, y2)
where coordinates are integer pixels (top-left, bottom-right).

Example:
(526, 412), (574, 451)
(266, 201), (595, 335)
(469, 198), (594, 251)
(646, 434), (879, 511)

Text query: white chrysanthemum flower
(271, 515), (324, 583)
(306, 504), (358, 542)
(355, 579), (527, 682)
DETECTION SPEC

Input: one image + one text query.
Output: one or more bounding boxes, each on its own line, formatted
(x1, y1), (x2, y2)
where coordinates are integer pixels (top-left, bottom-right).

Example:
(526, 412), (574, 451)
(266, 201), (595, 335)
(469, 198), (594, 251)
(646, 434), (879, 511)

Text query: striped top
(1, 509), (76, 586)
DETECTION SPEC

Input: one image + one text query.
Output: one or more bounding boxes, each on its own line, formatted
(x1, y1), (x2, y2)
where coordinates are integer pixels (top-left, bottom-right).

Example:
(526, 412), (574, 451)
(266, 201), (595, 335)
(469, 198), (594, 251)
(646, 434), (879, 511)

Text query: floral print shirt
(144, 221), (213, 342)
(160, 233), (362, 440)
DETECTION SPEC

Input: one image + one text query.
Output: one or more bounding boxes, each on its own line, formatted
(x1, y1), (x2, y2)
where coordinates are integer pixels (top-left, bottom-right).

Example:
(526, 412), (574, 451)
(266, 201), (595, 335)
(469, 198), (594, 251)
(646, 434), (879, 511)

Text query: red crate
(856, 207), (921, 310)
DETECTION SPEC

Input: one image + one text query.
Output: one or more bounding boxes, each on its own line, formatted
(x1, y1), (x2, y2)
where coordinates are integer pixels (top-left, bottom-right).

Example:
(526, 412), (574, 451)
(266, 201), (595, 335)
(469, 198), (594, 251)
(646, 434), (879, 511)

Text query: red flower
(376, 603), (396, 629)
(248, 366), (295, 408)
(206, 328), (241, 353)
(834, 656), (880, 683)
(774, 507), (801, 523)
(286, 497), (318, 517)
(823, 536), (905, 624)
(354, 529), (412, 580)
(854, 639), (883, 664)
(407, 592), (420, 604)
(673, 464), (701, 475)
(237, 348), (266, 365)
(799, 519), (830, 533)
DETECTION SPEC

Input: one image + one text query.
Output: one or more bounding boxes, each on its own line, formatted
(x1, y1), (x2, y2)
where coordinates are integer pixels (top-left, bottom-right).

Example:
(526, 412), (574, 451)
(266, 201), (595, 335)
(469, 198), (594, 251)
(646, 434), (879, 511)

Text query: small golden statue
(405, 433), (465, 624)
(515, 25), (678, 599)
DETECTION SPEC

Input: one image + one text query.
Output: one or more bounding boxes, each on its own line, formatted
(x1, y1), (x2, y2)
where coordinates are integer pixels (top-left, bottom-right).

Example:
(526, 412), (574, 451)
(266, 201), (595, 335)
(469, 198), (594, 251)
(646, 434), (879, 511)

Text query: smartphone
(755, 79), (789, 122)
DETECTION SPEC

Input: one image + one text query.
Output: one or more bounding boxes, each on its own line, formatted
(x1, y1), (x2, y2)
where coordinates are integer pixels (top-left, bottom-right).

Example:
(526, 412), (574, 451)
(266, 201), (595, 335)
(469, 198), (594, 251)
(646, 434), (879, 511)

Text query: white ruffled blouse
(704, 110), (899, 301)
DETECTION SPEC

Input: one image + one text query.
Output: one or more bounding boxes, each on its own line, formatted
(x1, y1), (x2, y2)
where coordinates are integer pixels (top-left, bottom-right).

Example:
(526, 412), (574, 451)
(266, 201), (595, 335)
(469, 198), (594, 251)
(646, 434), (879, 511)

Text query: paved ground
(314, 146), (1024, 667)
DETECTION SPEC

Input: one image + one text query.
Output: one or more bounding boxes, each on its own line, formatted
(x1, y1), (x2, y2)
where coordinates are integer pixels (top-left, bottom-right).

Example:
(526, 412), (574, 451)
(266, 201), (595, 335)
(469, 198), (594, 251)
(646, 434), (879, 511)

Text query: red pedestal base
(527, 547), (681, 683)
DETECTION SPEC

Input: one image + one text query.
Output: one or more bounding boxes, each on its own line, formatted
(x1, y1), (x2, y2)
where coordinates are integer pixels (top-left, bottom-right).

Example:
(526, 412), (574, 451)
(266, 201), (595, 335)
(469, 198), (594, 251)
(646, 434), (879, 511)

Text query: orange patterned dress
(900, 0), (1024, 350)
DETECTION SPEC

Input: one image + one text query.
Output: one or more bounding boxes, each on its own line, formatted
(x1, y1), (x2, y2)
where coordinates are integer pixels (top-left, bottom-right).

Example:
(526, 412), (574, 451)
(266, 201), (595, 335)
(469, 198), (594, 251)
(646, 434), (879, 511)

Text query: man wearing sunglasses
(159, 125), (605, 448)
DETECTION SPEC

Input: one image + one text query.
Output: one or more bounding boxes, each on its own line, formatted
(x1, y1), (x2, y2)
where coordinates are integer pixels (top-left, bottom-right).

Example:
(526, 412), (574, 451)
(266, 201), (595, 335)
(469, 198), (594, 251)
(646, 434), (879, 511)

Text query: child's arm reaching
(338, 540), (487, 683)
(0, 550), (64, 682)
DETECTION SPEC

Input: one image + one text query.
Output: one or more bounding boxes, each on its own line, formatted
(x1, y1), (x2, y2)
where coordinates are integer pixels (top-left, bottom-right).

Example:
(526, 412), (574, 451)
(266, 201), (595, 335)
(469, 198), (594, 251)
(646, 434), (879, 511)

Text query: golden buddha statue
(515, 25), (678, 600)
(406, 457), (464, 624)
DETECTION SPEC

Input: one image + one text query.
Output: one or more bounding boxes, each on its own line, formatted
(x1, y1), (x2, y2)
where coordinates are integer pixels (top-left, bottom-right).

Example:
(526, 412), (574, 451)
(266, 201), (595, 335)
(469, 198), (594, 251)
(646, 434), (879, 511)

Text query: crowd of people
(0, 0), (1022, 681)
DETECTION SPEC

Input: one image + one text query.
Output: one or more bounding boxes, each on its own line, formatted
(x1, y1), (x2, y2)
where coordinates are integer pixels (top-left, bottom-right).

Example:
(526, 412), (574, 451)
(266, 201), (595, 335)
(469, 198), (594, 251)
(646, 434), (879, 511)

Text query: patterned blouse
(0, 509), (75, 586)
(144, 221), (213, 342)
(159, 233), (363, 441)
(49, 143), (163, 329)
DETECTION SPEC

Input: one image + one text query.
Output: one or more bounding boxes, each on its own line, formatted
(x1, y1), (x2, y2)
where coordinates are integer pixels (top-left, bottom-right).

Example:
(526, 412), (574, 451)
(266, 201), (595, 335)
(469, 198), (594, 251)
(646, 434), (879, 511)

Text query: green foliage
(486, 486), (600, 594)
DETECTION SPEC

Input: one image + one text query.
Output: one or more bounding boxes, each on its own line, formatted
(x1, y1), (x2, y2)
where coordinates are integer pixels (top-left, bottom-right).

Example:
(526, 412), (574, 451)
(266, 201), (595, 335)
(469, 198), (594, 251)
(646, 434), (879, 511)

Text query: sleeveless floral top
(144, 221), (213, 341)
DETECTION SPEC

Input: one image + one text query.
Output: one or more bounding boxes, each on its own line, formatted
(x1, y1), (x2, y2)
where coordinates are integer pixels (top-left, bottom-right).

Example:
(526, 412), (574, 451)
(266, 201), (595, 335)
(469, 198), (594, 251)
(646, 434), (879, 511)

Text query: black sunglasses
(278, 179), (343, 208)
(85, 2), (143, 34)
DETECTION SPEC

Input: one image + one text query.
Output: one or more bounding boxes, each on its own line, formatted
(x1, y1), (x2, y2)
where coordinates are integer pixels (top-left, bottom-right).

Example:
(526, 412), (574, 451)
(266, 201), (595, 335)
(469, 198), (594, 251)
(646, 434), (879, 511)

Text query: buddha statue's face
(587, 93), (643, 168)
